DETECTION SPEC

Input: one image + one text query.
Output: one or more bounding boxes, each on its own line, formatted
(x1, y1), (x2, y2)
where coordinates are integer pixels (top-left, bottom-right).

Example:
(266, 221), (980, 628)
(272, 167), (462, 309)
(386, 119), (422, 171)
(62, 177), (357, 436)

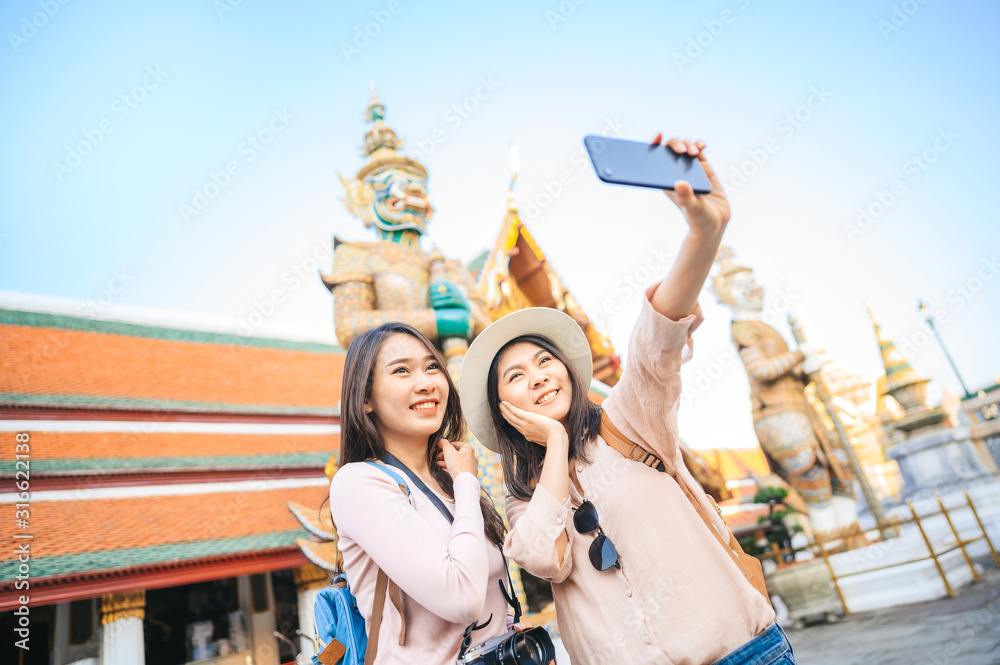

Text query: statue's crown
(709, 245), (753, 304)
(356, 85), (427, 180)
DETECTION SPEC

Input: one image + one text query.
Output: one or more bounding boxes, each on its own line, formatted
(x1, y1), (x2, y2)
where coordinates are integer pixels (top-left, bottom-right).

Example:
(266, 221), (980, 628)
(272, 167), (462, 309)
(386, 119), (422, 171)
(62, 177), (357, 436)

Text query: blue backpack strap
(381, 452), (455, 525)
(366, 461), (410, 496)
(361, 461), (409, 663)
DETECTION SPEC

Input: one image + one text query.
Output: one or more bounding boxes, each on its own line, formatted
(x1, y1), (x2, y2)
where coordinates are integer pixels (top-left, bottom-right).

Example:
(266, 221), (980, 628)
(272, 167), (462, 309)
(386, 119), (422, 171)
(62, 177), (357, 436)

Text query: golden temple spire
(355, 86), (425, 179)
(506, 143), (520, 213)
(866, 304), (946, 435)
(866, 304), (922, 394)
(364, 82), (385, 123)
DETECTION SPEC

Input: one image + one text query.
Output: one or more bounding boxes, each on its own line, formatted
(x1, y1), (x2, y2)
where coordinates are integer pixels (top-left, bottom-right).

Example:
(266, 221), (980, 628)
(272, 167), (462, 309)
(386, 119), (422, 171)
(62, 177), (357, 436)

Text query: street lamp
(918, 299), (972, 399)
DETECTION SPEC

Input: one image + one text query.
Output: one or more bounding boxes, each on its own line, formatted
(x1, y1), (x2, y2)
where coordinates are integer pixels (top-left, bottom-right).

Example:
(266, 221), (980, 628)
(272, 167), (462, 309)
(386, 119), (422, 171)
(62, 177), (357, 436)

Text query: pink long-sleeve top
(330, 464), (509, 665)
(503, 288), (775, 665)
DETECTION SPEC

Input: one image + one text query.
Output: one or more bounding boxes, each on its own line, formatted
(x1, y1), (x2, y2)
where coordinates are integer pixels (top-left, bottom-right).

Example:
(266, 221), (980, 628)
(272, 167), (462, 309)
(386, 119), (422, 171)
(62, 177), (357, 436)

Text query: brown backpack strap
(598, 413), (772, 606)
(598, 415), (669, 471)
(388, 580), (406, 645)
(364, 569), (390, 665)
(363, 482), (410, 665)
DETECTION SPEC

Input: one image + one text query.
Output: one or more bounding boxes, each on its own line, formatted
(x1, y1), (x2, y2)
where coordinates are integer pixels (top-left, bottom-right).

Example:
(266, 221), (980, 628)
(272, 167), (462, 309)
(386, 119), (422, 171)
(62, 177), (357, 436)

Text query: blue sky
(2, 0), (998, 450)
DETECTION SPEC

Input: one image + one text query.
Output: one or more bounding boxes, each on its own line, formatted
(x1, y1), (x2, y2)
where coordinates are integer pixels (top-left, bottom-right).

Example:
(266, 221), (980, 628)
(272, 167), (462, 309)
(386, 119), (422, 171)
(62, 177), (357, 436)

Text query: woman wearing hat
(460, 137), (793, 664)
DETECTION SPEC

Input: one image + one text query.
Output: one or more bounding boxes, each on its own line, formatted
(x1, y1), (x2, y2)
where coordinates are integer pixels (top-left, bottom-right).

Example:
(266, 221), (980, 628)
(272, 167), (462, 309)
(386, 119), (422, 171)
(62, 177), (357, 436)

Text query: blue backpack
(312, 463), (409, 665)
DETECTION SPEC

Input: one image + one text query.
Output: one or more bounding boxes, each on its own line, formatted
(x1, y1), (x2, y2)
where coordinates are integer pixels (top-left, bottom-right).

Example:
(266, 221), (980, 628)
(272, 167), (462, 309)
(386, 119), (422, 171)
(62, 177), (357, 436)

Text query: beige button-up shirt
(503, 290), (775, 665)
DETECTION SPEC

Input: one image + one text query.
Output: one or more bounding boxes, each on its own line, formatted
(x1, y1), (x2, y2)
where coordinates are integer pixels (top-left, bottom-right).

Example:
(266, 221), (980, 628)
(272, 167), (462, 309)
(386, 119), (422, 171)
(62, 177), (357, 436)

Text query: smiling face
(496, 341), (573, 426)
(366, 333), (449, 445)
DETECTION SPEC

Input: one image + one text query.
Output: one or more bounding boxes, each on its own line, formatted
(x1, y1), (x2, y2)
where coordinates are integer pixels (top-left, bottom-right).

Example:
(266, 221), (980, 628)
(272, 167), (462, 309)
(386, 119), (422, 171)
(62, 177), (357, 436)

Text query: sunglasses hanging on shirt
(573, 500), (620, 571)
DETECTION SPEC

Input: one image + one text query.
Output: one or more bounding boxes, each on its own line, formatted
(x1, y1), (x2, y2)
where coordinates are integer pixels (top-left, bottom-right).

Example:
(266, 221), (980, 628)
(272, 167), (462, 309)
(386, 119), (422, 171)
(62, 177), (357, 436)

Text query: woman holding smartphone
(329, 322), (512, 664)
(459, 137), (794, 665)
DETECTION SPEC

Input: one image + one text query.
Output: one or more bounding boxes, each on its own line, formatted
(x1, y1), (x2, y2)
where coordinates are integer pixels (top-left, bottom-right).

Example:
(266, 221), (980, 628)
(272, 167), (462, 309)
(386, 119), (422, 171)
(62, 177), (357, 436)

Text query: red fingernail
(652, 133), (662, 145)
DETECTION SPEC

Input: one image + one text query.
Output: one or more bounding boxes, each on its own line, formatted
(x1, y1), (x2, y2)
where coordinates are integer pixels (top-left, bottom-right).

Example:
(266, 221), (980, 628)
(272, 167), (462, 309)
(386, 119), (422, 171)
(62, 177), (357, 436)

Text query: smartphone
(583, 135), (713, 194)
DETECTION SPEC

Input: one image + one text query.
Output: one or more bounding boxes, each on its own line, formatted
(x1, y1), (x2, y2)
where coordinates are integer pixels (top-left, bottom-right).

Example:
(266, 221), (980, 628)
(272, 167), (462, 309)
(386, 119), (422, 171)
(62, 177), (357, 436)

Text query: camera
(458, 626), (556, 665)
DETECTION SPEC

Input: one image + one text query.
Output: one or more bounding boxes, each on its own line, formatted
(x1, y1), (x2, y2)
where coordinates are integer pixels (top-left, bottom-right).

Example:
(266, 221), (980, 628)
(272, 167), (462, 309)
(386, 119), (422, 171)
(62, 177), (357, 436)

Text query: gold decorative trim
(101, 590), (146, 625)
(294, 563), (330, 592)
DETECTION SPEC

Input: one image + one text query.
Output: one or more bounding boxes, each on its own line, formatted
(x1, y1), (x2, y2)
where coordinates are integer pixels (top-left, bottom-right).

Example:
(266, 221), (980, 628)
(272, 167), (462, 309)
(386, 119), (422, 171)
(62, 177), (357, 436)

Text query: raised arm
(601, 137), (728, 463)
(649, 136), (730, 321)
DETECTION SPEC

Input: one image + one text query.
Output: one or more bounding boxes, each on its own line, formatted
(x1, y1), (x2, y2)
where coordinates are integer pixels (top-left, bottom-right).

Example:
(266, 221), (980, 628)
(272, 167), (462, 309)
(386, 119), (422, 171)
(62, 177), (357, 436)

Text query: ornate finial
(865, 305), (921, 393)
(709, 245), (753, 305)
(339, 88), (432, 233)
(365, 83), (385, 123)
(506, 143), (520, 213)
(350, 87), (425, 180)
(866, 304), (946, 435)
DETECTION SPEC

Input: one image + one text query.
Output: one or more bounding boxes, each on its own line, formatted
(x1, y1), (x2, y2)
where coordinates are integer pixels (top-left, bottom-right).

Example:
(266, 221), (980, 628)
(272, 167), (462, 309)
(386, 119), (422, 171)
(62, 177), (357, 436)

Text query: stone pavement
(784, 568), (1000, 665)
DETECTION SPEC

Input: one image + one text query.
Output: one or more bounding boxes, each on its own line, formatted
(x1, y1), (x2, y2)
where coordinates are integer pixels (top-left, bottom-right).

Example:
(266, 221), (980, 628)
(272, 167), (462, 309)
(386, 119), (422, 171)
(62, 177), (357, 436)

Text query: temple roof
(0, 484), (328, 609)
(476, 197), (622, 385)
(1, 307), (344, 416)
(0, 430), (337, 481)
(703, 447), (771, 479)
(0, 484), (324, 571)
(0, 298), (342, 609)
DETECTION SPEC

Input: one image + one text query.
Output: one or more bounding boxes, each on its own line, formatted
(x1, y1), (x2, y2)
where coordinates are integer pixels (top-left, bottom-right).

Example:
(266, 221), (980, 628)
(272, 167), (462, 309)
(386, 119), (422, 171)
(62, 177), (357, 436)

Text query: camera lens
(502, 628), (556, 665)
(517, 633), (545, 664)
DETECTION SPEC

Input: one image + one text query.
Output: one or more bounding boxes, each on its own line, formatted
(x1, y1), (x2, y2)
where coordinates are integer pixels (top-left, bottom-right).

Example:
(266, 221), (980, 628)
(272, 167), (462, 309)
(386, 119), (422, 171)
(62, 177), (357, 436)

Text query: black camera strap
(382, 452), (455, 525)
(381, 452), (523, 623)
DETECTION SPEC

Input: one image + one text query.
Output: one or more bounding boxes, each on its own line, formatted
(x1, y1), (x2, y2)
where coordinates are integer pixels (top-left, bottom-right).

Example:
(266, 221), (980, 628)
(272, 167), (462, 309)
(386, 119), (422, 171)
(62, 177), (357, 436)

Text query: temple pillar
(294, 564), (329, 663)
(100, 590), (145, 665)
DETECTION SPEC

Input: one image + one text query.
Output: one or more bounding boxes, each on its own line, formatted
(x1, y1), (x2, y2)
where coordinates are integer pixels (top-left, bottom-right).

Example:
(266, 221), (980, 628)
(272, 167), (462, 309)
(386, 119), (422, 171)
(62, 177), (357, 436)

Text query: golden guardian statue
(321, 87), (492, 353)
(711, 247), (859, 536)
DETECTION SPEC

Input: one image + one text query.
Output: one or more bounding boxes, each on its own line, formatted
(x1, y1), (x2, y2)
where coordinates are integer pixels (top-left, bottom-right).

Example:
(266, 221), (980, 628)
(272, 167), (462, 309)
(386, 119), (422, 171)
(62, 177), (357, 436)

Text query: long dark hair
(339, 322), (506, 549)
(486, 334), (600, 501)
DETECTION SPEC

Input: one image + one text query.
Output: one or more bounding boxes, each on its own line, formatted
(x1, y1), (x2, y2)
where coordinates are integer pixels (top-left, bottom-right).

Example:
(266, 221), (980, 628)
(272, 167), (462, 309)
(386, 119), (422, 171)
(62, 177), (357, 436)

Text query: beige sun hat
(459, 307), (593, 453)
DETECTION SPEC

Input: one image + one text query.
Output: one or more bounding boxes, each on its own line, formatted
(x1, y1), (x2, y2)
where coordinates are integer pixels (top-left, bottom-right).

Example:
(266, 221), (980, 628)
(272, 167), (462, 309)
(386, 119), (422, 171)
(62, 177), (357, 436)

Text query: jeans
(710, 622), (796, 665)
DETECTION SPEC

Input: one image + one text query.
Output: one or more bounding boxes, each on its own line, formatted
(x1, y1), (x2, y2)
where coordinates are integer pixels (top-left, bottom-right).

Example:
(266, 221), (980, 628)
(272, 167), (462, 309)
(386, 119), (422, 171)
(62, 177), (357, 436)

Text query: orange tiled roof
(1, 484), (328, 564)
(723, 506), (770, 529)
(10, 430), (339, 475)
(725, 483), (762, 503)
(1, 309), (345, 414)
(697, 447), (771, 480)
(26, 431), (338, 460)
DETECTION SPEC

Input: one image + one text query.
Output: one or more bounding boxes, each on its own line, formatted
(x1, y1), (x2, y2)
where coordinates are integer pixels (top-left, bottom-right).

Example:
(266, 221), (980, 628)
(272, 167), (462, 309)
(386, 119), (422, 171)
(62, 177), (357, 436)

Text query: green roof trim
(0, 530), (304, 581)
(0, 308), (344, 354)
(0, 392), (338, 416)
(588, 378), (612, 400)
(466, 250), (489, 278)
(1, 452), (331, 475)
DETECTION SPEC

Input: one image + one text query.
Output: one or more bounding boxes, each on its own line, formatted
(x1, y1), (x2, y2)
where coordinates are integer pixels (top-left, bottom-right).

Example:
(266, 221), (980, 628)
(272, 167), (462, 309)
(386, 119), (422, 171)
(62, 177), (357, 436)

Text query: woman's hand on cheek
(499, 401), (567, 447)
